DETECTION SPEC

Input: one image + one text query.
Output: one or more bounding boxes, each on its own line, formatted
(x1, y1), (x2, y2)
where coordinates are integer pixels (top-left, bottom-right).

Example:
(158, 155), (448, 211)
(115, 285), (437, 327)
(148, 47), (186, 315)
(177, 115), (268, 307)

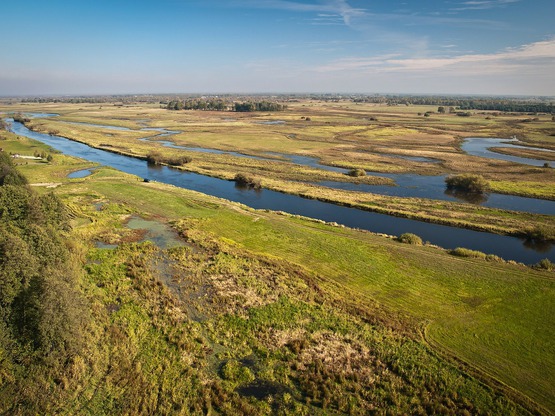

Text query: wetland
(6, 108), (555, 263)
(1, 99), (554, 415)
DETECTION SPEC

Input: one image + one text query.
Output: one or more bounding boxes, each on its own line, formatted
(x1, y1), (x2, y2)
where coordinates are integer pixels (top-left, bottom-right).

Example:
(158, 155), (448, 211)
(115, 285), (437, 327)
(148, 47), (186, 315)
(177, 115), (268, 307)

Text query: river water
(7, 118), (554, 263)
(68, 120), (554, 215)
(51, 119), (555, 214)
(462, 137), (555, 167)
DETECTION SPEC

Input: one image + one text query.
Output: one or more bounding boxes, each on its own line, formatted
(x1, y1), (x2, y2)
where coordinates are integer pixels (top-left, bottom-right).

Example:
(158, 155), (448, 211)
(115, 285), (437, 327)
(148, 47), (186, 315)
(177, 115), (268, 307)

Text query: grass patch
(450, 247), (487, 259)
(397, 232), (423, 245)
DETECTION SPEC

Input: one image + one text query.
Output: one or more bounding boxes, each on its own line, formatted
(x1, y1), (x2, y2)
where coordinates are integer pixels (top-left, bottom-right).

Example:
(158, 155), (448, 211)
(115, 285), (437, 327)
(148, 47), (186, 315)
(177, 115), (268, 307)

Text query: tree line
(167, 99), (287, 112)
(0, 151), (88, 413)
(353, 96), (554, 113)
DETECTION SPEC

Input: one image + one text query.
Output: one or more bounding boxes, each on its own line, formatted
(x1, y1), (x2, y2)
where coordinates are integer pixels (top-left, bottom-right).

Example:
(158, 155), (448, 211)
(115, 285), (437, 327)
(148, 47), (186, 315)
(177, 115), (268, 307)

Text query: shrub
(485, 254), (504, 263)
(12, 113), (30, 123)
(146, 152), (191, 166)
(234, 173), (261, 189)
(526, 225), (552, 242)
(450, 247), (487, 259)
(146, 151), (164, 165)
(533, 258), (554, 271)
(166, 155), (192, 166)
(220, 360), (255, 384)
(348, 168), (366, 177)
(397, 233), (423, 245)
(445, 174), (489, 193)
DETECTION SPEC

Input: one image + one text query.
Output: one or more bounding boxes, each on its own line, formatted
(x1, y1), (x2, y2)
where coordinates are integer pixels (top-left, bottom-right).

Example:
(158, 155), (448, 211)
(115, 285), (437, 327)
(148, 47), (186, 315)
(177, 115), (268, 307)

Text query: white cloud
(453, 0), (520, 11)
(314, 37), (555, 77)
(232, 0), (366, 26)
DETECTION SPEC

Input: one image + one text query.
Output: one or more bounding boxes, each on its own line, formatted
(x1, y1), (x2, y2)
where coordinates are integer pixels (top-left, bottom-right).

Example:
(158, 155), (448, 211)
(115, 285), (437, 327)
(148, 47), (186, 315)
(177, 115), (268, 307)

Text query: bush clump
(146, 151), (192, 166)
(166, 155), (192, 166)
(397, 233), (423, 245)
(445, 174), (489, 193)
(450, 247), (487, 259)
(146, 151), (164, 165)
(220, 360), (255, 384)
(348, 168), (366, 177)
(526, 225), (553, 242)
(234, 173), (261, 189)
(533, 258), (554, 271)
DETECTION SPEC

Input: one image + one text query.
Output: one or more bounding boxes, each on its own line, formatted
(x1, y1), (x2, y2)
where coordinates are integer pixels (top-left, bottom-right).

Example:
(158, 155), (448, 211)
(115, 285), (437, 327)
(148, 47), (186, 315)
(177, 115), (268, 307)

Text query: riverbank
(6, 119), (555, 263)
(9, 115), (555, 246)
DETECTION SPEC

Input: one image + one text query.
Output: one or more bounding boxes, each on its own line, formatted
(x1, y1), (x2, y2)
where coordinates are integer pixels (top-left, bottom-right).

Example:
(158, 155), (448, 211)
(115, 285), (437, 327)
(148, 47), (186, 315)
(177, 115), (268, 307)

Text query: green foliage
(168, 98), (228, 111)
(234, 101), (286, 112)
(347, 168), (366, 177)
(450, 247), (487, 259)
(0, 160), (88, 414)
(397, 232), (423, 245)
(146, 151), (192, 166)
(0, 151), (28, 186)
(445, 174), (489, 193)
(534, 258), (554, 271)
(234, 173), (261, 189)
(0, 230), (37, 312)
(220, 359), (255, 385)
(356, 95), (555, 113)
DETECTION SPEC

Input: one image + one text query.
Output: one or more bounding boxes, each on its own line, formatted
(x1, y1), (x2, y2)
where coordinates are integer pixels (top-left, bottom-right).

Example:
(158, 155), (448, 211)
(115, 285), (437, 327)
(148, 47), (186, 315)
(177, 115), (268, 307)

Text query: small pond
(127, 217), (185, 249)
(67, 169), (94, 178)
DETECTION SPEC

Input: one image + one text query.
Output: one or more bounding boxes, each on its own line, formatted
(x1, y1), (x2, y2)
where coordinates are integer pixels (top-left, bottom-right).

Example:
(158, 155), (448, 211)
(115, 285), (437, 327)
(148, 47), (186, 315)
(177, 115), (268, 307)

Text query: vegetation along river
(7, 117), (554, 264)
(71, 119), (555, 215)
(44, 117), (555, 215)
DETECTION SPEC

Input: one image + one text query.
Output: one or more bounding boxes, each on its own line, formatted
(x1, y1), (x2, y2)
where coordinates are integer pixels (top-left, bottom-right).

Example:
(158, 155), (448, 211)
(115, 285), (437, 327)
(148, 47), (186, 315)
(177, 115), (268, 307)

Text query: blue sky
(1, 0), (554, 95)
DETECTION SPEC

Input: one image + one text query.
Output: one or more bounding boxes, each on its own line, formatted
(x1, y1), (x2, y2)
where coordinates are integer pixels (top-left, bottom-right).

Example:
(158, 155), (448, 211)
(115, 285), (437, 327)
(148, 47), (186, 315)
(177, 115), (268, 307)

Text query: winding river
(6, 116), (555, 264)
(66, 120), (555, 215)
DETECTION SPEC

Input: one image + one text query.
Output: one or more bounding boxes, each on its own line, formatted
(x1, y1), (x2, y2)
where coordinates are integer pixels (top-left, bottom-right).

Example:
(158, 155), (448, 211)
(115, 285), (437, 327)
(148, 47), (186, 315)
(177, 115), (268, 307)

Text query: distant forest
(11, 93), (554, 114)
(166, 99), (287, 112)
(353, 96), (555, 113)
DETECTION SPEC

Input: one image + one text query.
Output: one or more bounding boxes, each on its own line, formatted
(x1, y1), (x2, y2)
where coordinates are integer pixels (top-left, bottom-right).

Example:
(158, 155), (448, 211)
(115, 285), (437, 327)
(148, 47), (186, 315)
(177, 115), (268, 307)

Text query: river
(63, 119), (555, 215)
(6, 117), (555, 264)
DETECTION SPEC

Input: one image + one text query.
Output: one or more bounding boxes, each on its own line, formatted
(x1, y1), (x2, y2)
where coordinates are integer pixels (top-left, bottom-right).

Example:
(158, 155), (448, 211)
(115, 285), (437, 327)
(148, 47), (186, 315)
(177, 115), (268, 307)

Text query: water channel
(67, 120), (555, 215)
(6, 117), (555, 263)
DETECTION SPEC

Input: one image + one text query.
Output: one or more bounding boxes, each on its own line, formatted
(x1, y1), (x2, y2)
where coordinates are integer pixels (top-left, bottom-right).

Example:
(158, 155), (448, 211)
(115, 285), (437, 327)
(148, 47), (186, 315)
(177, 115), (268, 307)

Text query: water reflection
(235, 182), (263, 193)
(523, 238), (554, 253)
(444, 189), (489, 205)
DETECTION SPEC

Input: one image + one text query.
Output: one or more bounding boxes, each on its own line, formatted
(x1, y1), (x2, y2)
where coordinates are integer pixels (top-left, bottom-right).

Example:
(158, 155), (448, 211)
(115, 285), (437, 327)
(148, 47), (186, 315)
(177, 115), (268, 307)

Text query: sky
(0, 0), (554, 96)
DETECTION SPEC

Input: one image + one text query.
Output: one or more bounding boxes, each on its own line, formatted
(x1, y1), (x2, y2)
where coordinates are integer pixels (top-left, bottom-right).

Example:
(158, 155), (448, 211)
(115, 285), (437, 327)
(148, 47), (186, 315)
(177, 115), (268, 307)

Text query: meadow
(0, 119), (553, 414)
(3, 100), (555, 242)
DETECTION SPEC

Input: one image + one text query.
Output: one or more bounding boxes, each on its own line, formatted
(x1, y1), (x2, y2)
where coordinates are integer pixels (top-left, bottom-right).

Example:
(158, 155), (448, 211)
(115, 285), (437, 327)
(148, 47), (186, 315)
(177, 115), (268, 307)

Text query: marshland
(1, 95), (554, 414)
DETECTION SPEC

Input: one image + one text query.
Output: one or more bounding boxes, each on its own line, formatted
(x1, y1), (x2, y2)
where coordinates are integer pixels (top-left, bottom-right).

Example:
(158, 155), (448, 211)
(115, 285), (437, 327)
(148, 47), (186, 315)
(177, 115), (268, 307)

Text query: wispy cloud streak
(314, 37), (555, 75)
(232, 0), (366, 26)
(452, 0), (520, 11)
